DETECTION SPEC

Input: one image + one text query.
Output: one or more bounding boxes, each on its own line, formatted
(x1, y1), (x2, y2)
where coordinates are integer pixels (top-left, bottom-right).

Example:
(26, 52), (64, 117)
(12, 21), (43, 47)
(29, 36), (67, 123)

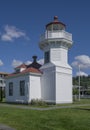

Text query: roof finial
(54, 16), (58, 21)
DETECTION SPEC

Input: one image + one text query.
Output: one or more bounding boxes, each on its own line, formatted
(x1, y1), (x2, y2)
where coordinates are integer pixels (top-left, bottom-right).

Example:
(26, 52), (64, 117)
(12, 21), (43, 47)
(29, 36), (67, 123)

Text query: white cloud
(25, 58), (44, 65)
(76, 71), (88, 77)
(25, 60), (32, 65)
(37, 58), (44, 65)
(12, 59), (23, 68)
(1, 25), (29, 42)
(12, 58), (44, 68)
(75, 55), (90, 65)
(0, 60), (3, 66)
(72, 55), (90, 69)
(25, 59), (44, 65)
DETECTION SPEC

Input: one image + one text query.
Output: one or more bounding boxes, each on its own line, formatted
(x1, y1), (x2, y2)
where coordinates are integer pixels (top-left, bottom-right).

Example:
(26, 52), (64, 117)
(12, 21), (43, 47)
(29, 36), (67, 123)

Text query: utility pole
(78, 65), (80, 101)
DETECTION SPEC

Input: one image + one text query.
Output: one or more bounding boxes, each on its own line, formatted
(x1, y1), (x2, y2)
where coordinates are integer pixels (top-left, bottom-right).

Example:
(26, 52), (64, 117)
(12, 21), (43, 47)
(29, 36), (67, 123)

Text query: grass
(0, 99), (90, 130)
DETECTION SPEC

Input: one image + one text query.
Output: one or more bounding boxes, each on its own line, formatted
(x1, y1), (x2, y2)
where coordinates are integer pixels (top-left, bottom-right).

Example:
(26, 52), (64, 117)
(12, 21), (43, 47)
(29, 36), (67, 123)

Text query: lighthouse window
(53, 24), (59, 30)
(44, 51), (50, 63)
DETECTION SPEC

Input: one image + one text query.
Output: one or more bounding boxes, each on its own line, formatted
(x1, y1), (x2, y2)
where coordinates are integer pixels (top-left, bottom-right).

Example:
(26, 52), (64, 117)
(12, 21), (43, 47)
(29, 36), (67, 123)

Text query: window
(9, 82), (13, 96)
(44, 51), (50, 63)
(16, 68), (20, 73)
(20, 80), (25, 96)
(0, 80), (3, 84)
(53, 24), (59, 30)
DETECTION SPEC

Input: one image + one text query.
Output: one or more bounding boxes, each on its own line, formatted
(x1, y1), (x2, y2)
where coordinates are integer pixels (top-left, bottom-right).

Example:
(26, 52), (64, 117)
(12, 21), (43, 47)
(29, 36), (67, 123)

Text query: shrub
(73, 88), (79, 95)
(30, 99), (47, 106)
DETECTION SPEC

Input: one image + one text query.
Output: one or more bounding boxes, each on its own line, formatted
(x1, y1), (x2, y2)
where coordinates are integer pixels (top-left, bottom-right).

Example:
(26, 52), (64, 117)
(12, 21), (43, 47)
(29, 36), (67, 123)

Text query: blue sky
(0, 0), (90, 76)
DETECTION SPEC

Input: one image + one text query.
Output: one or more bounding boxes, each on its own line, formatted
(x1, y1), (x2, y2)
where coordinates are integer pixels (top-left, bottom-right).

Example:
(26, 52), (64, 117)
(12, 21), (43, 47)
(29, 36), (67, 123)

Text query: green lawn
(0, 100), (90, 130)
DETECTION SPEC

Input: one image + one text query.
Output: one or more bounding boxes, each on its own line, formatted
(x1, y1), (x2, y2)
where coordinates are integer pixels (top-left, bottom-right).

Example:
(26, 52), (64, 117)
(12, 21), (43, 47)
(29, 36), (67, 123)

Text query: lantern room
(46, 16), (66, 31)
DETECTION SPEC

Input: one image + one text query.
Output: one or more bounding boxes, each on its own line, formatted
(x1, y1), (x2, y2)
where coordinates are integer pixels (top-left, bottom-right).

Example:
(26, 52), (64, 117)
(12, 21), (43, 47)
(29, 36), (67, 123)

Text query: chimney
(32, 56), (37, 63)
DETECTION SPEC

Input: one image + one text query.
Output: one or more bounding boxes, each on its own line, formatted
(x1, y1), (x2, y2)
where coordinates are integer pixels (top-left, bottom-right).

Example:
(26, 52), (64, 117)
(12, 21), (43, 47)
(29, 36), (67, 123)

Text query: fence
(73, 95), (90, 99)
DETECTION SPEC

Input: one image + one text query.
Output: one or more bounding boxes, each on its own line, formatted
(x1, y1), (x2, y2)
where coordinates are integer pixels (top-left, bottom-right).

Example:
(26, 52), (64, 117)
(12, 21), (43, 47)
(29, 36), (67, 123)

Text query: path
(0, 124), (15, 130)
(0, 103), (90, 111)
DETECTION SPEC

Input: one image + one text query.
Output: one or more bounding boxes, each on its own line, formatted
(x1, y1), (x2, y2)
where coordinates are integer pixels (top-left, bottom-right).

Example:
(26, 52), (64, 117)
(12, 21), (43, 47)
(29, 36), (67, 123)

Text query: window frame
(44, 51), (50, 63)
(20, 80), (25, 96)
(9, 82), (13, 96)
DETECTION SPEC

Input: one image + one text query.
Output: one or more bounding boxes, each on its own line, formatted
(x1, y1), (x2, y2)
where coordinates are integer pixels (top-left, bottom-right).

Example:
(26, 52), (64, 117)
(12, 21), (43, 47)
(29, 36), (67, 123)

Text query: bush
(85, 90), (90, 95)
(73, 88), (79, 95)
(30, 99), (47, 106)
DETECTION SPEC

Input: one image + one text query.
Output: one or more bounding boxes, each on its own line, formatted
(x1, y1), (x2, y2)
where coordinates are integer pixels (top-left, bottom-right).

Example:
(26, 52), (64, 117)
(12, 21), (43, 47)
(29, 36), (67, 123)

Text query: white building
(5, 16), (73, 104)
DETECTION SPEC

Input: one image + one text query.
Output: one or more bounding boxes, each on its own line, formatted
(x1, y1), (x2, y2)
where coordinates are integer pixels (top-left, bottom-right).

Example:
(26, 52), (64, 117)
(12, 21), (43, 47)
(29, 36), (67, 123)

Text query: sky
(0, 0), (90, 76)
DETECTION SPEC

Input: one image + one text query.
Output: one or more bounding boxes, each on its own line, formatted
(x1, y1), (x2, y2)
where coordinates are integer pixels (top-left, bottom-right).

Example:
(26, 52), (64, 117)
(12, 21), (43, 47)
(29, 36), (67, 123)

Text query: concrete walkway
(0, 124), (15, 130)
(0, 103), (90, 111)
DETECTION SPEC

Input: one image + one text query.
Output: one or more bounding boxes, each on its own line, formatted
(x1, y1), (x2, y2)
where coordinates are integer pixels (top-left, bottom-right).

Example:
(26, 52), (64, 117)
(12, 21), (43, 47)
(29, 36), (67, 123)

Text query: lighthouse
(39, 16), (73, 104)
(5, 16), (73, 104)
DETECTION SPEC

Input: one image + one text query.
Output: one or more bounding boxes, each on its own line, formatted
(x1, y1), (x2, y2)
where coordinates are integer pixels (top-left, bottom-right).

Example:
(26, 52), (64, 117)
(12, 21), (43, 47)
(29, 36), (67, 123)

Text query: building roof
(7, 67), (42, 78)
(46, 16), (66, 28)
(27, 56), (42, 69)
(15, 63), (27, 69)
(6, 56), (42, 78)
(0, 72), (9, 75)
(24, 67), (42, 74)
(0, 72), (8, 74)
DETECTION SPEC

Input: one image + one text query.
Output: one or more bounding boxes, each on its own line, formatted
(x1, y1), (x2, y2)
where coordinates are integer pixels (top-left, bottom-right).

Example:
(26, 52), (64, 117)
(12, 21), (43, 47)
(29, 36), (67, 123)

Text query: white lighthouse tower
(39, 16), (73, 104)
